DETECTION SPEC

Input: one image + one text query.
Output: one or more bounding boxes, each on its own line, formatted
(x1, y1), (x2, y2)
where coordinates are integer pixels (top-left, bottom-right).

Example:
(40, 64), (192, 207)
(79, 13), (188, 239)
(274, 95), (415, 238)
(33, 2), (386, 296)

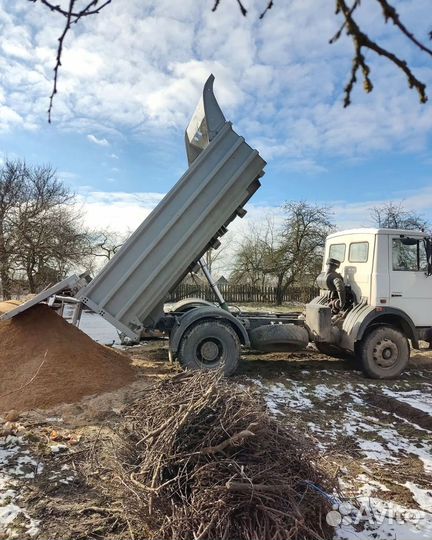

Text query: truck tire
(250, 324), (308, 352)
(315, 342), (353, 359)
(357, 325), (410, 379)
(177, 320), (240, 376)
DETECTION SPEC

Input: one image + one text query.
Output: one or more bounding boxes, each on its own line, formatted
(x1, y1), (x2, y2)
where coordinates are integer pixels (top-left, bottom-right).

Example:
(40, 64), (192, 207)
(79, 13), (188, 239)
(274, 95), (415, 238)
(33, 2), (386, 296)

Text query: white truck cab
(305, 228), (432, 379)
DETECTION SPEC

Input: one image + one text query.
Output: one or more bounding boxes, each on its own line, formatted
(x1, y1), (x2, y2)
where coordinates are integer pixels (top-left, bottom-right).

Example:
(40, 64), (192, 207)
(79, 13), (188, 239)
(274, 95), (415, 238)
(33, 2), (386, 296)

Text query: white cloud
(62, 47), (104, 78)
(78, 182), (432, 238)
(321, 185), (432, 231)
(0, 104), (22, 131)
(78, 190), (164, 231)
(58, 170), (78, 182)
(87, 134), (110, 146)
(1, 40), (32, 60)
(0, 0), (430, 165)
(109, 153), (119, 159)
(75, 182), (432, 277)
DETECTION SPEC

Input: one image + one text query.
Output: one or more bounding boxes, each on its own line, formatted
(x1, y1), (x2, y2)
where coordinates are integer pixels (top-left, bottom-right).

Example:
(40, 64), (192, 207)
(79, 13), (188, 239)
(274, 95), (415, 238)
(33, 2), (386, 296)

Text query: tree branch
(27, 0), (112, 122)
(27, 0), (431, 119)
(376, 0), (432, 57)
(28, 0), (111, 18)
(332, 0), (430, 106)
(212, 0), (274, 18)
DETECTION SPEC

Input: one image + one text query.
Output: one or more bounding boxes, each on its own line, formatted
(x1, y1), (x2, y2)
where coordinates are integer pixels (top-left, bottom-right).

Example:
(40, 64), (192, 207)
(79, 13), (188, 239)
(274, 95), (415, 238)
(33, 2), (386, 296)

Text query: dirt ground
(1, 340), (432, 539)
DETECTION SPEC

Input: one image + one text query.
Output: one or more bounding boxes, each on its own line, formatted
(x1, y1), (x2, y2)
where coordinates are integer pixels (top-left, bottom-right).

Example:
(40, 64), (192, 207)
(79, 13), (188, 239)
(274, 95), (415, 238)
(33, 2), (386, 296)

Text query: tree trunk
(0, 266), (11, 300)
(275, 275), (284, 306)
(0, 222), (11, 300)
(27, 270), (36, 294)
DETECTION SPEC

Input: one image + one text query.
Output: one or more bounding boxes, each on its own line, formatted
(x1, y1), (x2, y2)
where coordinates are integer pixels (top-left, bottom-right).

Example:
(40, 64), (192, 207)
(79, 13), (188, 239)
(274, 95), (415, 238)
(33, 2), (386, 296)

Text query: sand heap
(0, 304), (135, 412)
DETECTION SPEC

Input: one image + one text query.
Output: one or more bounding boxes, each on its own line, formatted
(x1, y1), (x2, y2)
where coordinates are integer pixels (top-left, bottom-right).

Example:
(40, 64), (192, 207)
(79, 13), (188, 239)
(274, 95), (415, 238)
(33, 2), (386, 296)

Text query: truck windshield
(392, 238), (427, 271)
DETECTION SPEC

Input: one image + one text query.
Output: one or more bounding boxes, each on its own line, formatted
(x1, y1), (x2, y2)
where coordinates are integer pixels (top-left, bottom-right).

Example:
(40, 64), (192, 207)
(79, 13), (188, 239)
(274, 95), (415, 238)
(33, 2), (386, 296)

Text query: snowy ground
(0, 432), (41, 538)
(245, 354), (432, 540)
(2, 309), (432, 539)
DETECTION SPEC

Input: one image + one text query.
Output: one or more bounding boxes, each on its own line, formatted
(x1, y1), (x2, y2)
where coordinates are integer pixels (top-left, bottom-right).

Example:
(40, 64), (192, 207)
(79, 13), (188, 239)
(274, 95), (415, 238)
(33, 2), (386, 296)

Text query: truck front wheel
(357, 326), (409, 379)
(177, 320), (240, 376)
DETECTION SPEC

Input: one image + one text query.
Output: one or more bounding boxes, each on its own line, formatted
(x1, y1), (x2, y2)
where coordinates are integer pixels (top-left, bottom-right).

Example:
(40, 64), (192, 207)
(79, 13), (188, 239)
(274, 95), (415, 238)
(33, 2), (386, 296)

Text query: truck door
(389, 235), (432, 326)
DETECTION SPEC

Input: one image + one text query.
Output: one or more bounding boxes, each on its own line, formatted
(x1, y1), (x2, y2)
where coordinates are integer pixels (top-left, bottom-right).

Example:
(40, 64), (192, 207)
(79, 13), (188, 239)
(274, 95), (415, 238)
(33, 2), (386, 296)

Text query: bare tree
(0, 159), (90, 297)
(231, 204), (333, 304)
(0, 161), (27, 299)
(204, 243), (229, 275)
(230, 219), (275, 288)
(88, 228), (128, 262)
(26, 0), (432, 121)
(265, 202), (334, 305)
(371, 201), (429, 231)
(16, 206), (89, 292)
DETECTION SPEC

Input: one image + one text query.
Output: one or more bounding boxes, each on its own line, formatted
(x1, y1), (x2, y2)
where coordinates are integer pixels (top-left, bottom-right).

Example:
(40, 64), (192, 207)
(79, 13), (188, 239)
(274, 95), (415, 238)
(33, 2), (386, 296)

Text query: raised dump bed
(77, 76), (266, 339)
(71, 76), (264, 338)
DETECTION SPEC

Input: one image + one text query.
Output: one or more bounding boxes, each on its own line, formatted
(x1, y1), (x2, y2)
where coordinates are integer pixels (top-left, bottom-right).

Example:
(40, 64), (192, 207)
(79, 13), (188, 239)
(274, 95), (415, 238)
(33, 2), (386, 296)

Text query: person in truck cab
(322, 258), (346, 314)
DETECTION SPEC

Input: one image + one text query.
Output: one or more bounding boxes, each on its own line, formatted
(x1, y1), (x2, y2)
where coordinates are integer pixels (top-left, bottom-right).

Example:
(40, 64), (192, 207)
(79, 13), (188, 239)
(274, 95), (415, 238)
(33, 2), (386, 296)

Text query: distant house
(181, 273), (206, 286)
(216, 275), (229, 286)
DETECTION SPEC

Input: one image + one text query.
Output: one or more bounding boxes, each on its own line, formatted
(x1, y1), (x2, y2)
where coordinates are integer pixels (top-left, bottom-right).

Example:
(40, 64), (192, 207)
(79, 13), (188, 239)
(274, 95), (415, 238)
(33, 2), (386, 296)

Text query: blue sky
(0, 0), (431, 234)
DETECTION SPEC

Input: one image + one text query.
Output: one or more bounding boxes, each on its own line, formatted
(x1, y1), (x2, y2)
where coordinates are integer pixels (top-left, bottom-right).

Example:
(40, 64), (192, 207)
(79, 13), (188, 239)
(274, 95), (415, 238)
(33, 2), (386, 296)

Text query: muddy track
(365, 391), (432, 431)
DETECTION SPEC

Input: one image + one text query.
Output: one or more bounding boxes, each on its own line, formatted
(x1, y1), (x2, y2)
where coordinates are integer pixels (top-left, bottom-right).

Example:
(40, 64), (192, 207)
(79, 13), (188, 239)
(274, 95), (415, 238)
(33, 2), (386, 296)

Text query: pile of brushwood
(99, 371), (336, 540)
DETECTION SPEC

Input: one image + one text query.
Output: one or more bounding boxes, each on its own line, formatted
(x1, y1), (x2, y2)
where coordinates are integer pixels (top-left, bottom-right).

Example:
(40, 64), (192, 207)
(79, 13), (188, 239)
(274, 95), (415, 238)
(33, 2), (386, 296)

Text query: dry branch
(28, 0), (431, 116)
(27, 0), (112, 122)
(89, 371), (336, 540)
(332, 0), (432, 106)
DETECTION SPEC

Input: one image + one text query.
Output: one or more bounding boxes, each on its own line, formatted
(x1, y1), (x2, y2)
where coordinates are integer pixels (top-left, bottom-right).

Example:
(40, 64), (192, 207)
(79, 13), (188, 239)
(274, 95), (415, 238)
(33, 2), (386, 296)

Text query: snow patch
(358, 439), (397, 462)
(383, 389), (432, 416)
(264, 382), (313, 413)
(405, 482), (432, 513)
(0, 434), (40, 537)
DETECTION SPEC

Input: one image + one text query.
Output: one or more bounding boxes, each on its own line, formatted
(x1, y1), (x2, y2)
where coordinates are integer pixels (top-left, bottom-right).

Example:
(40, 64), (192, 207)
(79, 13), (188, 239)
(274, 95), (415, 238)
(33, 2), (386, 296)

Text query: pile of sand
(0, 304), (135, 412)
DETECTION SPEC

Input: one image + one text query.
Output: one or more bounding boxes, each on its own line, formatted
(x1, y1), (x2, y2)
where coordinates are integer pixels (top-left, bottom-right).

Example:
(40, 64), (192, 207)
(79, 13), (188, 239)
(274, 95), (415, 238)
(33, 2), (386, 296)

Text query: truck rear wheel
(357, 326), (409, 379)
(177, 320), (240, 376)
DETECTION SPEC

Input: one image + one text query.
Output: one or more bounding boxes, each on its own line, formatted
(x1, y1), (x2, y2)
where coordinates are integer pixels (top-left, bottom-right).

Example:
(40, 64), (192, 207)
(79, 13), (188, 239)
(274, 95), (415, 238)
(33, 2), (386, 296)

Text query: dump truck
(3, 76), (432, 379)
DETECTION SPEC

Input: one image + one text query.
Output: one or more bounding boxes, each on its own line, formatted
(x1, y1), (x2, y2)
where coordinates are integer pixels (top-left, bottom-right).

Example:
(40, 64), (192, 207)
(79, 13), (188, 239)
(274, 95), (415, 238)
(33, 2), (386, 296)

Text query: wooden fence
(167, 283), (319, 305)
